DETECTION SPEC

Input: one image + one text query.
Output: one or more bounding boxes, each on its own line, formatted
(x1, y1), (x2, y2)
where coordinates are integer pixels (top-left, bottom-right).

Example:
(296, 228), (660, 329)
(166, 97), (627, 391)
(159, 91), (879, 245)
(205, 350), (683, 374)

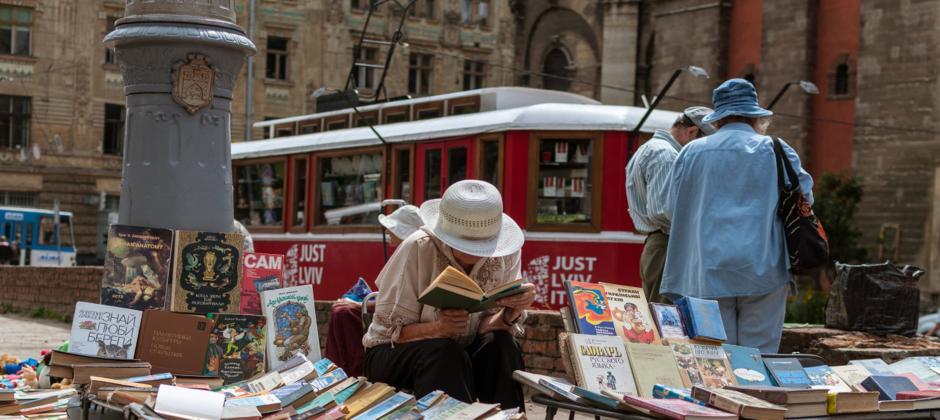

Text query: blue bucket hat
(701, 78), (773, 124)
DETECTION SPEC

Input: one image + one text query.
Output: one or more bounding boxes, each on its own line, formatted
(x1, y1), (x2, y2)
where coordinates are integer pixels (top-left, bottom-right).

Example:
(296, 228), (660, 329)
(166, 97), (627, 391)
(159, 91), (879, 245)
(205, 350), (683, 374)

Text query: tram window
(447, 147), (467, 187)
(393, 148), (411, 202)
(326, 118), (349, 131)
(299, 123), (319, 134)
(38, 217), (54, 244)
(291, 158), (308, 228)
(415, 107), (441, 120)
(480, 138), (500, 188)
(317, 151), (383, 226)
(533, 137), (598, 228)
(450, 103), (479, 115)
(234, 161), (286, 228)
(275, 125), (294, 137)
(384, 111), (409, 124)
(355, 113), (378, 127)
(25, 223), (31, 246)
(424, 149), (442, 200)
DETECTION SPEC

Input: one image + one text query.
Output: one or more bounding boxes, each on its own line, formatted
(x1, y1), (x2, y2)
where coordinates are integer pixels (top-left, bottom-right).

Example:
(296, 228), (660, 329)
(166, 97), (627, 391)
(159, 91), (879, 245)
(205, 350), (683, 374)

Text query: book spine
(564, 281), (580, 334)
(566, 336), (587, 389)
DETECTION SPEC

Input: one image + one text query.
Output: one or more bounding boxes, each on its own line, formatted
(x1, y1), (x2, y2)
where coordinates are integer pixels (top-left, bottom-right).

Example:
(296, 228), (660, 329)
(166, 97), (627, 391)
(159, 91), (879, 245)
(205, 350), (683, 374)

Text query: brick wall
(0, 267), (101, 318)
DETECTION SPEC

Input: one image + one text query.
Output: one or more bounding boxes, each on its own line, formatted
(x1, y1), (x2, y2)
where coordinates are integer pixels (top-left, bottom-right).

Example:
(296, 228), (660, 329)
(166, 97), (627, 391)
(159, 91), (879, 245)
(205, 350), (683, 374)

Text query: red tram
(231, 87), (679, 309)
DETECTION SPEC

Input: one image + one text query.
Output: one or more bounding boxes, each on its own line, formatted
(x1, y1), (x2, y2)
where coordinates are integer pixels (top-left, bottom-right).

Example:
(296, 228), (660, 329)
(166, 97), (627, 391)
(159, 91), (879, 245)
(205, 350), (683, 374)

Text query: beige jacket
(362, 228), (523, 348)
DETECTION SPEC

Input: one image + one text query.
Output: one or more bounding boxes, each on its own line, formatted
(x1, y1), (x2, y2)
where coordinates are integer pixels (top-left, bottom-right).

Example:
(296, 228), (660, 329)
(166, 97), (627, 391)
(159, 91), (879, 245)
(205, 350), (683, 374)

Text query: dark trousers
(364, 331), (525, 409)
(640, 231), (670, 304)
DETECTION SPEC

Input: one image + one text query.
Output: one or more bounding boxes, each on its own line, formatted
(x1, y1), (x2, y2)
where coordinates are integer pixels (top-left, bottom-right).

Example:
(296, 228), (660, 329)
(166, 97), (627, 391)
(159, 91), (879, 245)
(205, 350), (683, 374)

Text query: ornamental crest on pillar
(172, 53), (217, 114)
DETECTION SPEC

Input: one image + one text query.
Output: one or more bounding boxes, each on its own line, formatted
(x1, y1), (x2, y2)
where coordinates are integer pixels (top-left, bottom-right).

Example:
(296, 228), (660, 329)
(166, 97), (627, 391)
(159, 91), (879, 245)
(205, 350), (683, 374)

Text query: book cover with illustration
(241, 253), (285, 315)
(568, 333), (637, 396)
(566, 281), (616, 336)
(70, 302), (142, 359)
(650, 303), (689, 341)
(100, 225), (173, 311)
(722, 344), (773, 386)
(601, 283), (660, 345)
(170, 230), (244, 314)
(805, 365), (853, 393)
(261, 285), (321, 371)
(692, 343), (737, 387)
(204, 314), (267, 384)
(672, 342), (704, 388)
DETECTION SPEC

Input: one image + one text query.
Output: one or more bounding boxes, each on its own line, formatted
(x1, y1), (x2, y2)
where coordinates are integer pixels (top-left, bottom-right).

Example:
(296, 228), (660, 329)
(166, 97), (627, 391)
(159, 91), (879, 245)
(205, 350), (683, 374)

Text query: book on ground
(861, 375), (918, 400)
(100, 225), (173, 311)
(568, 333), (637, 395)
(566, 281), (616, 336)
(70, 302), (143, 359)
(204, 313), (267, 384)
(804, 365), (854, 393)
(831, 364), (872, 392)
(241, 252), (285, 315)
(725, 385), (827, 405)
(625, 342), (685, 397)
(722, 344), (772, 386)
(826, 391), (880, 414)
(261, 285), (321, 370)
(136, 309), (215, 376)
(170, 230), (244, 314)
(153, 384), (225, 420)
(691, 386), (786, 420)
(616, 392), (737, 420)
(651, 303), (689, 341)
(848, 359), (892, 375)
(601, 283), (661, 345)
(417, 266), (523, 312)
(675, 297), (726, 342)
(763, 358), (812, 389)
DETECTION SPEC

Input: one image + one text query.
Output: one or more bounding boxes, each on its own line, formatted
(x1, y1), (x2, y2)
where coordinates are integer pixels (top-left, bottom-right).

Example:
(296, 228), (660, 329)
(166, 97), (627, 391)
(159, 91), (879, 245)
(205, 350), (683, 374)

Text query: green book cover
(418, 283), (522, 313)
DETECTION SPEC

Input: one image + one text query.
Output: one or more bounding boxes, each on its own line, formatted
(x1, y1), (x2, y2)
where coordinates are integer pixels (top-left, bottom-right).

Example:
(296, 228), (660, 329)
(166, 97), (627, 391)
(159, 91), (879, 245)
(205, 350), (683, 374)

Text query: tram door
(415, 139), (475, 204)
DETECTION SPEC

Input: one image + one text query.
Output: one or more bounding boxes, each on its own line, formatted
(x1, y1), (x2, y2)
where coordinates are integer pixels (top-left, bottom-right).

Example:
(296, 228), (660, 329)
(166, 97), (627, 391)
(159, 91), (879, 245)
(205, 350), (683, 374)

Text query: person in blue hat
(626, 106), (715, 304)
(661, 79), (814, 353)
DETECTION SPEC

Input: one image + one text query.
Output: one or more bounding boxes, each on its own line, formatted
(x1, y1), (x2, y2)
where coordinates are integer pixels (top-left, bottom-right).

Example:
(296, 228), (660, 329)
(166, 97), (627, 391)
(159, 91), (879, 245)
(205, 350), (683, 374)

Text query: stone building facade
(0, 0), (518, 263)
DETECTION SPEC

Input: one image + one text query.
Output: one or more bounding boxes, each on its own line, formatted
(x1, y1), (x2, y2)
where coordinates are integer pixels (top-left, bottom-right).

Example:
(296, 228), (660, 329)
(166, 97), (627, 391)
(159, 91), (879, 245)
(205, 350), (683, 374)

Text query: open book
(418, 266), (524, 312)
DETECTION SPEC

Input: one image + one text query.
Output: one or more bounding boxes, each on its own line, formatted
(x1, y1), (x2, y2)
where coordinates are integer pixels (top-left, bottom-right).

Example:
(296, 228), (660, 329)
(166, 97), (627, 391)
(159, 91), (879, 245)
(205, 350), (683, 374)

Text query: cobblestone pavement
(0, 313), (70, 361)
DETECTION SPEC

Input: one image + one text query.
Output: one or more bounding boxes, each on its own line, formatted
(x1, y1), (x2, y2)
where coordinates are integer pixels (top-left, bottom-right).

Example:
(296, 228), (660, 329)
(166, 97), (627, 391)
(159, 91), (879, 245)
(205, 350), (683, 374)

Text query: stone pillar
(104, 0), (256, 233)
(601, 0), (640, 105)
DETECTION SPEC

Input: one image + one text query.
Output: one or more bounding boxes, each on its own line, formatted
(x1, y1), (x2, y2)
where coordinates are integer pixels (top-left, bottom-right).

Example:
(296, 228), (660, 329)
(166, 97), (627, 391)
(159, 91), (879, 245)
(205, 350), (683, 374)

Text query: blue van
(0, 206), (76, 266)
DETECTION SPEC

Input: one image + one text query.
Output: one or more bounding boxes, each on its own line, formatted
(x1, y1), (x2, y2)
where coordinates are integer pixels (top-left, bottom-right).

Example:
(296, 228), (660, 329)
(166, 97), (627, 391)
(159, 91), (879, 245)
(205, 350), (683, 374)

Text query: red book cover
(241, 253), (285, 315)
(897, 390), (940, 400)
(620, 393), (736, 420)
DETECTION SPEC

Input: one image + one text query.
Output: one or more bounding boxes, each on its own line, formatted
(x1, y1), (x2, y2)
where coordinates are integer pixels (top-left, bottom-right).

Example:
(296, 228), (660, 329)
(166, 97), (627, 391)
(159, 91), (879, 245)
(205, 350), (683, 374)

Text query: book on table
(70, 302), (143, 359)
(606, 389), (737, 420)
(415, 390), (447, 412)
(100, 224), (174, 311)
(261, 284), (322, 370)
(674, 297), (726, 342)
(350, 391), (415, 420)
(861, 375), (919, 400)
(170, 229), (245, 314)
(241, 252), (285, 315)
(725, 385), (827, 405)
(691, 386), (787, 420)
(417, 266), (523, 312)
(848, 358), (892, 375)
(762, 358), (812, 389)
(652, 384), (703, 406)
(897, 389), (940, 400)
(203, 313), (267, 385)
(830, 364), (873, 392)
(888, 357), (940, 383)
(670, 342), (737, 388)
(567, 333), (637, 396)
(225, 394), (283, 414)
(135, 310), (215, 376)
(625, 342), (685, 397)
(721, 344), (772, 386)
(153, 384), (225, 420)
(511, 370), (582, 403)
(651, 303), (690, 342)
(804, 365), (854, 393)
(565, 281), (617, 336)
(826, 391), (880, 414)
(602, 283), (661, 345)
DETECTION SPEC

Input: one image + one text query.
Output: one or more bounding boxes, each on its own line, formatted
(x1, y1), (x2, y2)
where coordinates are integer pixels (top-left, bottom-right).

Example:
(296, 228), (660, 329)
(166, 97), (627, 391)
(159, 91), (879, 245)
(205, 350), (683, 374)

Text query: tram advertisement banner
(254, 239), (642, 310)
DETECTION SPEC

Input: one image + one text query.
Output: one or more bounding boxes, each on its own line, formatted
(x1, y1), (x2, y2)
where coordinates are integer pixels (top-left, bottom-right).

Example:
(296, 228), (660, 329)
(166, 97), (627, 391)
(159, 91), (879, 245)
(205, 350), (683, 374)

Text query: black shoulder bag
(773, 138), (830, 275)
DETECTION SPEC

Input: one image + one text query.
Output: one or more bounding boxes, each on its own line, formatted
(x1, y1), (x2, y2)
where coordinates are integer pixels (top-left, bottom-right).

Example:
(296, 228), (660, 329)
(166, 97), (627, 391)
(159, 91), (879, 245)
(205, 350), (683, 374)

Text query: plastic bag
(825, 261), (924, 336)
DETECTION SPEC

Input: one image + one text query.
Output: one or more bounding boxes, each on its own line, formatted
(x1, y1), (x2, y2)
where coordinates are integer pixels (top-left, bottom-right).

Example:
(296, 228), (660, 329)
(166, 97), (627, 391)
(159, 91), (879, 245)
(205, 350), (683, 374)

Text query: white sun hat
(378, 205), (424, 241)
(418, 180), (524, 258)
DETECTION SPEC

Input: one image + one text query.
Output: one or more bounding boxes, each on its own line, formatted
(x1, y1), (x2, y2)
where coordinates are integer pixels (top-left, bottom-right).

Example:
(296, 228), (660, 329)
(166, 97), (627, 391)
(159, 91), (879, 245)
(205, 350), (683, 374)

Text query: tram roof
(233, 102), (681, 160)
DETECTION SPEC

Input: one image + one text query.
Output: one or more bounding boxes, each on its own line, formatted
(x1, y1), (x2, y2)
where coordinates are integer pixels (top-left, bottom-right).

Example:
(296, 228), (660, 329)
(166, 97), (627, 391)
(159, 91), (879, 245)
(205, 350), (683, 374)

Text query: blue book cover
(861, 375), (918, 400)
(675, 296), (726, 342)
(310, 368), (347, 392)
(571, 386), (622, 410)
(351, 391), (414, 420)
(334, 380), (365, 405)
(566, 281), (617, 336)
(849, 359), (892, 376)
(271, 381), (313, 407)
(125, 372), (174, 383)
(415, 390), (445, 411)
(651, 384), (705, 406)
(539, 379), (584, 404)
(722, 344), (773, 386)
(763, 358), (812, 389)
(804, 365), (853, 393)
(313, 358), (337, 376)
(342, 278), (374, 303)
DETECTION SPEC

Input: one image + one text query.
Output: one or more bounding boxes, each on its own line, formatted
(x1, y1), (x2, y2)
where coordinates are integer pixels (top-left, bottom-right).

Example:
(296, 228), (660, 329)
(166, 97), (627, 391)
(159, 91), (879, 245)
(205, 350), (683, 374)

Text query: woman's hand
(434, 309), (470, 338)
(497, 283), (536, 310)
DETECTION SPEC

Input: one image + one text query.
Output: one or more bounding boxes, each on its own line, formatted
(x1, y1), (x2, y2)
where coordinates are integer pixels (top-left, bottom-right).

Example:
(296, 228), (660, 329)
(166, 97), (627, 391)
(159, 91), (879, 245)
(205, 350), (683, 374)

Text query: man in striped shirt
(626, 107), (715, 303)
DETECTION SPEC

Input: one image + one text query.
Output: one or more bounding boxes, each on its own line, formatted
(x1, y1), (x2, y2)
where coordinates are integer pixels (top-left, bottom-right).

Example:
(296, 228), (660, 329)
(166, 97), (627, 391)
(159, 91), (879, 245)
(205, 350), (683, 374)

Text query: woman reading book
(324, 205), (424, 377)
(362, 180), (535, 410)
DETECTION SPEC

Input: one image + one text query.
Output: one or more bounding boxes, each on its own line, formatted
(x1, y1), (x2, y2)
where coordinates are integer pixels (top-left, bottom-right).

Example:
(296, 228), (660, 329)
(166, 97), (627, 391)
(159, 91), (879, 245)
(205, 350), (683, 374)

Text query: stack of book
(0, 388), (77, 417)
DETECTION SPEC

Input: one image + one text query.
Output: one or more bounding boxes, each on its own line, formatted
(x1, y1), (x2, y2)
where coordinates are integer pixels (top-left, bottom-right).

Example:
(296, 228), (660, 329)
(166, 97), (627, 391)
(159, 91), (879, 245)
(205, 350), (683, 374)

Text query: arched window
(834, 63), (849, 95)
(542, 48), (571, 92)
(828, 53), (855, 99)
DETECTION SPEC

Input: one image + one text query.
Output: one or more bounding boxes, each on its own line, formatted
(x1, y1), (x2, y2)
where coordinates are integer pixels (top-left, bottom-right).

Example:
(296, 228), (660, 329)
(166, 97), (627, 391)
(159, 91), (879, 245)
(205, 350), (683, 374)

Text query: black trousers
(364, 331), (525, 409)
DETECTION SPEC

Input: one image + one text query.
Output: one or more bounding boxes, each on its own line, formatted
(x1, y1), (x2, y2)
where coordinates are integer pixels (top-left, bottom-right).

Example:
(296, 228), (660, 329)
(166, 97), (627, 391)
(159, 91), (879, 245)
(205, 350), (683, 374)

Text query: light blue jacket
(661, 122), (813, 299)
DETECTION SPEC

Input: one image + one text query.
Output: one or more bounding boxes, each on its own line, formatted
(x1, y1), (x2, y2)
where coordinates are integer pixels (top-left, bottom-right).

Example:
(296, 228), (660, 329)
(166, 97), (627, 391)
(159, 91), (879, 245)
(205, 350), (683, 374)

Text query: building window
(103, 104), (125, 156)
(0, 6), (31, 57)
(235, 160), (286, 228)
(834, 64), (849, 95)
(410, 0), (435, 18)
(354, 47), (378, 90)
(408, 53), (433, 96)
(827, 54), (855, 99)
(0, 191), (37, 207)
(266, 36), (289, 81)
(104, 16), (118, 64)
(317, 151), (383, 226)
(0, 95), (30, 150)
(542, 48), (571, 91)
(462, 60), (485, 90)
(351, 0), (369, 11)
(460, 0), (488, 26)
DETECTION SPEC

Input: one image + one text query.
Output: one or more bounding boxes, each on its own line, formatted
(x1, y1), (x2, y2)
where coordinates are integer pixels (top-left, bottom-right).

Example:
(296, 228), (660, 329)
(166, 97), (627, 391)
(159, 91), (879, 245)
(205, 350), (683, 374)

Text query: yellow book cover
(170, 230), (244, 314)
(625, 343), (685, 398)
(600, 283), (661, 345)
(342, 383), (395, 417)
